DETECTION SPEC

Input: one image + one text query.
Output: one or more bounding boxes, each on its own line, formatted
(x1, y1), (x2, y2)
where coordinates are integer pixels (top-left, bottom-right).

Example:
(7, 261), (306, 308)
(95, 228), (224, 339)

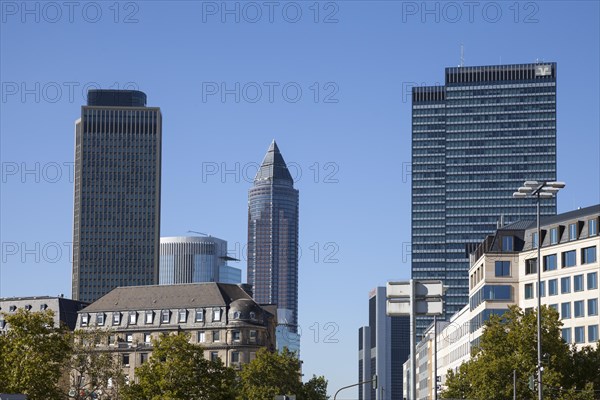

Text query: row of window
(561, 325), (598, 344)
(523, 273), (598, 299)
(550, 299), (599, 319)
(121, 350), (247, 367)
(2, 303), (49, 313)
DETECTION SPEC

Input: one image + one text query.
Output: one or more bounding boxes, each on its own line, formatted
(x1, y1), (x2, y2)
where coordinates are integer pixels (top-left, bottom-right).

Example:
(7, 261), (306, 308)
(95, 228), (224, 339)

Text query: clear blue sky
(1, 0), (599, 396)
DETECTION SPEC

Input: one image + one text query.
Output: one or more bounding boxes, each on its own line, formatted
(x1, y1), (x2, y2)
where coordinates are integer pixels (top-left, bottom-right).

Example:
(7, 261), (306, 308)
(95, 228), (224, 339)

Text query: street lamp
(513, 180), (565, 400)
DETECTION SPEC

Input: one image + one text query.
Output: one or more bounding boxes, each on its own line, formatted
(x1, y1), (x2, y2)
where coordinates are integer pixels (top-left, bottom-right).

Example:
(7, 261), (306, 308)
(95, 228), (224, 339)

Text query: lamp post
(513, 180), (565, 400)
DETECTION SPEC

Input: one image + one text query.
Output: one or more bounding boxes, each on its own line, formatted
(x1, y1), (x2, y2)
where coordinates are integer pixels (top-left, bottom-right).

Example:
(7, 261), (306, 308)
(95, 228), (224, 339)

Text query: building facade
(412, 63), (558, 337)
(159, 236), (241, 285)
(358, 287), (410, 400)
(247, 140), (299, 350)
(406, 204), (599, 398)
(0, 296), (88, 332)
(75, 283), (276, 382)
(72, 89), (162, 303)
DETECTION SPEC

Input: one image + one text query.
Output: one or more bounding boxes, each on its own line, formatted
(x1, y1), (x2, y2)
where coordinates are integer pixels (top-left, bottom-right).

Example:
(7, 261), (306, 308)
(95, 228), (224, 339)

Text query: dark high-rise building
(247, 140), (299, 350)
(72, 90), (161, 302)
(411, 63), (557, 337)
(358, 287), (410, 400)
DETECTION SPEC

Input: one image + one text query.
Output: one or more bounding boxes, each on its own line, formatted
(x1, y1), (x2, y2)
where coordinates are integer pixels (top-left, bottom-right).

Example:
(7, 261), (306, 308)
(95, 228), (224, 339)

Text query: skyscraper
(358, 287), (410, 400)
(159, 236), (242, 285)
(411, 63), (557, 337)
(72, 89), (161, 302)
(247, 140), (299, 350)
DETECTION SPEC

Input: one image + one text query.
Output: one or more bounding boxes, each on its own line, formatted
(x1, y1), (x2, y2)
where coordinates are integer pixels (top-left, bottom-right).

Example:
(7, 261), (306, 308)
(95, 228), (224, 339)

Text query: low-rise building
(0, 296), (88, 332)
(75, 282), (276, 381)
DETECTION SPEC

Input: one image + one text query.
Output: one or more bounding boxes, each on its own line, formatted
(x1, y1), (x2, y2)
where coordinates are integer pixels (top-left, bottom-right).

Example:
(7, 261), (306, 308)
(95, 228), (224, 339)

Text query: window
(81, 314), (89, 327)
(39, 303), (48, 311)
(532, 232), (538, 249)
(588, 272), (598, 290)
(562, 250), (576, 267)
(233, 311), (241, 319)
(178, 309), (187, 323)
(145, 311), (154, 324)
(589, 219), (598, 236)
(561, 277), (571, 293)
(212, 308), (221, 321)
(588, 299), (598, 316)
(197, 331), (206, 343)
(122, 354), (130, 366)
(231, 352), (240, 363)
(524, 283), (534, 299)
(548, 279), (558, 296)
(589, 325), (599, 342)
(549, 304), (558, 312)
(108, 334), (116, 345)
(574, 301), (585, 318)
(0, 319), (6, 329)
(144, 333), (151, 344)
(561, 302), (571, 319)
(569, 223), (577, 241)
(249, 312), (256, 320)
(24, 304), (32, 311)
(562, 328), (571, 343)
(550, 227), (558, 244)
(575, 327), (585, 343)
(96, 313), (105, 326)
(213, 330), (221, 342)
(112, 312), (121, 326)
(249, 330), (257, 341)
(582, 246), (597, 264)
(232, 331), (241, 342)
(195, 309), (204, 322)
(574, 275), (584, 292)
(8, 305), (16, 312)
(210, 352), (219, 362)
(140, 353), (149, 364)
(495, 261), (510, 277)
(502, 236), (514, 251)
(126, 334), (133, 343)
(543, 254), (557, 271)
(129, 312), (137, 325)
(525, 258), (537, 275)
(539, 281), (546, 297)
(161, 310), (170, 324)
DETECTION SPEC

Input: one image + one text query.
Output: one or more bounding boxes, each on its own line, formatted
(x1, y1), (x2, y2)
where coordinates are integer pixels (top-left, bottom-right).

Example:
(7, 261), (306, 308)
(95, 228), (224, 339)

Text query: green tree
(441, 306), (599, 400)
(122, 332), (236, 400)
(237, 348), (303, 400)
(65, 329), (126, 400)
(301, 375), (329, 400)
(0, 309), (72, 400)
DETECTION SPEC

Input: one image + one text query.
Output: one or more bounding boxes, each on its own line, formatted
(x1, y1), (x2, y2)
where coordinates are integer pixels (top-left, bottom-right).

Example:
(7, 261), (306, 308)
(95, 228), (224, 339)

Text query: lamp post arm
(333, 378), (377, 400)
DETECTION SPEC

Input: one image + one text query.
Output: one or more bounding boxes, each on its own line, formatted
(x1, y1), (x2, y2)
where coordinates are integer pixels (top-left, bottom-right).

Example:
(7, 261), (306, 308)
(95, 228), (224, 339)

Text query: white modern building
(405, 204), (599, 399)
(159, 236), (241, 285)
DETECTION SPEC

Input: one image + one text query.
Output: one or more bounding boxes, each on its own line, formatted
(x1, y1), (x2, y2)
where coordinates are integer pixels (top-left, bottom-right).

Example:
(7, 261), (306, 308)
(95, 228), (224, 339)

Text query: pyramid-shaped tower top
(254, 140), (294, 183)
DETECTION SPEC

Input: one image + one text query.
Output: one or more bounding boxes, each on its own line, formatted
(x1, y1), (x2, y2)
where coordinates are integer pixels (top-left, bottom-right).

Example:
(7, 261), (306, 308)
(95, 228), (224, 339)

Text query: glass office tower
(72, 90), (161, 302)
(247, 140), (299, 349)
(411, 63), (557, 337)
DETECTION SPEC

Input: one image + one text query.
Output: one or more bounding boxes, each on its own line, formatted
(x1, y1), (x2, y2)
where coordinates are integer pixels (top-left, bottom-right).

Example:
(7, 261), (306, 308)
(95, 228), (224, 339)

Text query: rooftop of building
(86, 89), (147, 107)
(81, 282), (259, 313)
(254, 140), (294, 184)
(499, 204), (600, 231)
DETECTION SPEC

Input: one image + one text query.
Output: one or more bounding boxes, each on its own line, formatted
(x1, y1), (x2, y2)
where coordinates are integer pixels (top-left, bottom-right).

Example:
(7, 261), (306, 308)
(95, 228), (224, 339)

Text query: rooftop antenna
(460, 44), (464, 67)
(187, 230), (208, 236)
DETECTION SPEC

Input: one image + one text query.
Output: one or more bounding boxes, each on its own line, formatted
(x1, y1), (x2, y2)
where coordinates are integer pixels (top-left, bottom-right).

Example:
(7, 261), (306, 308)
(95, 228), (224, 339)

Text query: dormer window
(249, 312), (256, 320)
(8, 305), (16, 312)
(195, 309), (204, 322)
(213, 308), (221, 322)
(233, 311), (241, 319)
(550, 227), (558, 244)
(569, 223), (577, 241)
(145, 311), (154, 324)
(40, 304), (48, 311)
(502, 236), (514, 251)
(112, 312), (121, 326)
(178, 309), (187, 323)
(161, 310), (170, 324)
(96, 313), (105, 326)
(24, 304), (32, 311)
(129, 311), (137, 325)
(81, 314), (89, 327)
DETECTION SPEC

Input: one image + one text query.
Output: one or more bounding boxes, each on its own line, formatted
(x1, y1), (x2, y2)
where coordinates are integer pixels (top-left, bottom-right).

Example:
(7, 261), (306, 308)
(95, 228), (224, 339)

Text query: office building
(247, 140), (299, 351)
(359, 287), (410, 400)
(412, 63), (557, 337)
(405, 204), (599, 398)
(159, 236), (241, 285)
(72, 89), (161, 303)
(75, 283), (276, 382)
